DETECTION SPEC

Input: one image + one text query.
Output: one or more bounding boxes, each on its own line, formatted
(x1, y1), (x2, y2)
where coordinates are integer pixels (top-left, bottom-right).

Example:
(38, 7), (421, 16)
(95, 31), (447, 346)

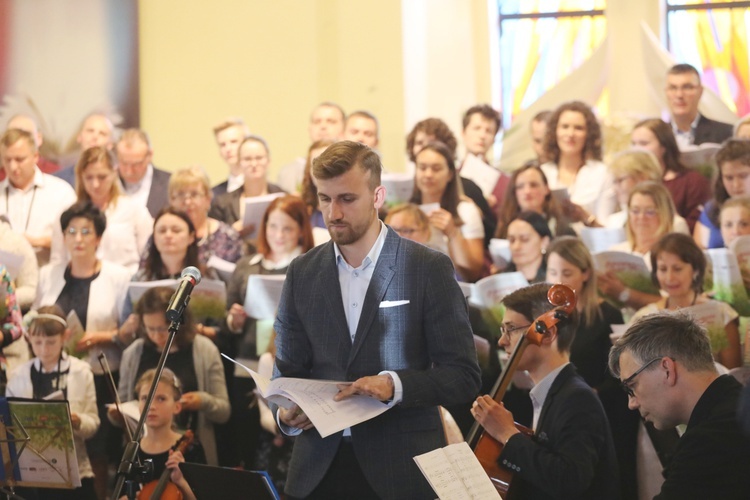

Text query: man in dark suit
(211, 118), (250, 197)
(609, 312), (750, 499)
(115, 128), (170, 217)
(472, 283), (620, 500)
(666, 64), (733, 146)
(273, 141), (481, 499)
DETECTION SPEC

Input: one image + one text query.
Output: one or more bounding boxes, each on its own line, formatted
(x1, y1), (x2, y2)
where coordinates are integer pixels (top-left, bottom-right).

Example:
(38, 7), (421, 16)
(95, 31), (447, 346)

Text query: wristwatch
(618, 288), (631, 303)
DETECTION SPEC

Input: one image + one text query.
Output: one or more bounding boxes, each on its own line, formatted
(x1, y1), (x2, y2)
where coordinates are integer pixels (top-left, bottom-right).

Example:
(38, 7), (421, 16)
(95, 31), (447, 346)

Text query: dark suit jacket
(693, 114), (733, 145)
(500, 364), (621, 500)
(273, 227), (481, 499)
(208, 182), (285, 226)
(145, 167), (172, 217)
(211, 180), (230, 198)
(655, 375), (750, 499)
(54, 165), (76, 186)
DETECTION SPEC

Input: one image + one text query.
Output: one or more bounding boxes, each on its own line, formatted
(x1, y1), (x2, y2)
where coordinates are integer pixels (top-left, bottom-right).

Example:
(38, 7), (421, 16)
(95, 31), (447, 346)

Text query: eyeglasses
(499, 323), (532, 338)
(172, 191), (205, 201)
(620, 357), (662, 397)
(628, 208), (658, 218)
(65, 227), (94, 237)
(666, 84), (700, 94)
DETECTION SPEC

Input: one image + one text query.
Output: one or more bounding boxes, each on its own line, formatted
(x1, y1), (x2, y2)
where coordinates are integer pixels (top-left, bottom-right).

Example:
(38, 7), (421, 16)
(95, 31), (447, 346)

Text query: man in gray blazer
(273, 141), (481, 499)
(115, 128), (171, 217)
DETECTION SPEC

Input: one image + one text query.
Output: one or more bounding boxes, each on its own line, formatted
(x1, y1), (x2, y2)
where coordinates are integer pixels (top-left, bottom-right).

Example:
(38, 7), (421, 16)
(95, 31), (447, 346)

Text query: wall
(139, 0), (406, 181)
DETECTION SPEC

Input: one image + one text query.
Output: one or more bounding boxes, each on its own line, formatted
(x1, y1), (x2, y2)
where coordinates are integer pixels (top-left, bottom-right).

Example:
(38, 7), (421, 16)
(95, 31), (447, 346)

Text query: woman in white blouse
(540, 101), (617, 224)
(409, 141), (485, 282)
(51, 146), (152, 272)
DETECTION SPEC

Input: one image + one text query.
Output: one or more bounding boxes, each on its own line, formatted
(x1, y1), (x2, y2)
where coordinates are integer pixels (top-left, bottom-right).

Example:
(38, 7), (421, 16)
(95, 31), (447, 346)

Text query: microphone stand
(111, 315), (183, 500)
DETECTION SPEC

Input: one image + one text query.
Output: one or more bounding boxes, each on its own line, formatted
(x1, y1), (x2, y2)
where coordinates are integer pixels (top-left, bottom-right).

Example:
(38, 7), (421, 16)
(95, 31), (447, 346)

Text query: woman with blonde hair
(168, 166), (243, 264)
(51, 146), (153, 272)
(598, 182), (675, 310)
(545, 236), (637, 497)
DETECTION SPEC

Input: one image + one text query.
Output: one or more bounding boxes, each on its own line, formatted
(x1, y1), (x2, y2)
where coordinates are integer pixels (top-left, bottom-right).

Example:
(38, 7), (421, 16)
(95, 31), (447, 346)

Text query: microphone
(166, 267), (202, 322)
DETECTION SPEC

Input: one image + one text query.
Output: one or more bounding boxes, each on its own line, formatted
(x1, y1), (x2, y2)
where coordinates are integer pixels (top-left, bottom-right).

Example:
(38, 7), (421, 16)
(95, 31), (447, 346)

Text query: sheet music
(579, 227), (626, 254)
(419, 202), (440, 215)
(414, 442), (502, 499)
(222, 354), (391, 438)
(243, 274), (286, 320)
(242, 192), (286, 240)
(207, 255), (237, 283)
(381, 172), (415, 204)
(460, 155), (502, 198)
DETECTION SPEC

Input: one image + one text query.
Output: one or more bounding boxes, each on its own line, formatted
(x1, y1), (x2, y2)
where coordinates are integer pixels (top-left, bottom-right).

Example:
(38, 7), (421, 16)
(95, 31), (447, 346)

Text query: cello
(467, 284), (576, 497)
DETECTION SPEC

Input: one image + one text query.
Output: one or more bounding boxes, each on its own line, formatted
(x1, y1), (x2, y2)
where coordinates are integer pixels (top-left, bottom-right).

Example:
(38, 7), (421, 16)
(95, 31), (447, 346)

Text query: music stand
(179, 463), (280, 500)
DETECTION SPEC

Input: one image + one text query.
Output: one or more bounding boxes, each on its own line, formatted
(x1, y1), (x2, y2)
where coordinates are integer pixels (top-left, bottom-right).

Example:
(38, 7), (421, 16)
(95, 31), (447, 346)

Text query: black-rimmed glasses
(499, 323), (532, 338)
(621, 357), (662, 397)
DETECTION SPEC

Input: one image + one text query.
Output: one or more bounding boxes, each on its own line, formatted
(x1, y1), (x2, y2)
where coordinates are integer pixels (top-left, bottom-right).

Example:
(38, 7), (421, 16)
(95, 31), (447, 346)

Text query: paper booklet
(206, 255), (237, 283)
(419, 202), (440, 215)
(242, 192), (286, 240)
(221, 354), (391, 438)
(105, 400), (141, 437)
(127, 278), (227, 321)
(414, 442), (501, 500)
(679, 142), (720, 170)
(551, 187), (570, 206)
(381, 172), (415, 205)
(705, 247), (750, 316)
(460, 155), (502, 199)
(488, 239), (511, 270)
(1, 398), (81, 488)
(593, 251), (660, 306)
(470, 272), (528, 310)
(243, 275), (286, 320)
(680, 301), (731, 354)
(580, 227), (626, 255)
(63, 310), (86, 360)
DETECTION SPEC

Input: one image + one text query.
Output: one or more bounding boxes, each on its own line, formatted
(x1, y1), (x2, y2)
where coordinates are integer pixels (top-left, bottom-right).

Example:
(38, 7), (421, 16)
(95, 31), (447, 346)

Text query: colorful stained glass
(667, 2), (750, 116)
(498, 1), (607, 126)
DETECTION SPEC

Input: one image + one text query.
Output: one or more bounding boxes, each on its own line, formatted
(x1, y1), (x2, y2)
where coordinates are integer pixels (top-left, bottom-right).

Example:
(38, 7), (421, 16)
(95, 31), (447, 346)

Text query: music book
(127, 278), (228, 321)
(241, 192), (286, 240)
(243, 274), (286, 320)
(221, 354), (391, 438)
(460, 155), (501, 198)
(206, 255), (237, 283)
(488, 239), (511, 270)
(414, 441), (502, 500)
(593, 251), (660, 306)
(381, 172), (415, 205)
(470, 272), (529, 309)
(705, 247), (750, 316)
(63, 310), (86, 360)
(579, 227), (626, 254)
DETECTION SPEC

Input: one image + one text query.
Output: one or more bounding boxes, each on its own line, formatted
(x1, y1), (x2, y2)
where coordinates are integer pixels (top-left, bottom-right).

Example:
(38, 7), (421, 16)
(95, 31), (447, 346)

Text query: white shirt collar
(529, 362), (569, 413)
(3, 166), (45, 192)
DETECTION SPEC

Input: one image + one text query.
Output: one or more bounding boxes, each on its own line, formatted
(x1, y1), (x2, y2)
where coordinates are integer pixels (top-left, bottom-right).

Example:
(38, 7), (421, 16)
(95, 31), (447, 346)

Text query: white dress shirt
(529, 362), (569, 431)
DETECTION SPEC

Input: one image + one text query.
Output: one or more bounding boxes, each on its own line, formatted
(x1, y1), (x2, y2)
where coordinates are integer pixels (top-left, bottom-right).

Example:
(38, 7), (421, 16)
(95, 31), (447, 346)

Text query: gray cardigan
(118, 334), (230, 466)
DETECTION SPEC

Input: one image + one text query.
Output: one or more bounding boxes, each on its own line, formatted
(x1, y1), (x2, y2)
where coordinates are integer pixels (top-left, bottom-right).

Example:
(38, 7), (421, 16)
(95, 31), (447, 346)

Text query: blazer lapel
(230, 190), (242, 222)
(347, 230), (399, 365)
(536, 364), (575, 433)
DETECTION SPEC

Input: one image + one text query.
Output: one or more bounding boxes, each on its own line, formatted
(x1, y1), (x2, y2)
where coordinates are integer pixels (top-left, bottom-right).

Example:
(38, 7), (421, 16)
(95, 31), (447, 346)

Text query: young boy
(6, 305), (100, 500)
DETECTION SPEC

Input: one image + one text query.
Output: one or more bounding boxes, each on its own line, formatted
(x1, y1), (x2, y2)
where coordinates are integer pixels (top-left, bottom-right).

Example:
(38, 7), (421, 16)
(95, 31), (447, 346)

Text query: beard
(326, 212), (375, 246)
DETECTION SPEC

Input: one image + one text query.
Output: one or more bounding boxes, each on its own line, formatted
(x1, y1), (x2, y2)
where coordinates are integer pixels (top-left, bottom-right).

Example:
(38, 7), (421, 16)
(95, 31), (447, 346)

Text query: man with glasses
(115, 128), (171, 217)
(472, 282), (620, 500)
(665, 64), (733, 147)
(609, 312), (750, 499)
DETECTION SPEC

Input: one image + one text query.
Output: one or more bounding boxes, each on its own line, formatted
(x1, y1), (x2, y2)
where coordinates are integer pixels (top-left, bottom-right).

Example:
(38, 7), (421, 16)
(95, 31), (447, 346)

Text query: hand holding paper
(334, 375), (392, 402)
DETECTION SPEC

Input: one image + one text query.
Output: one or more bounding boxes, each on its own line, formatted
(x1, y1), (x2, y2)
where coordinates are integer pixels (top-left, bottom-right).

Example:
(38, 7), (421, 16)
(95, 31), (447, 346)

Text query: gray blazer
(693, 115), (733, 145)
(273, 227), (481, 499)
(144, 166), (171, 217)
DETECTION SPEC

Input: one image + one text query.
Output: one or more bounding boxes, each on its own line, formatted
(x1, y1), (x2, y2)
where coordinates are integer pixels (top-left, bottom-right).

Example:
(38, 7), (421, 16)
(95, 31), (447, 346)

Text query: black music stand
(179, 463), (280, 500)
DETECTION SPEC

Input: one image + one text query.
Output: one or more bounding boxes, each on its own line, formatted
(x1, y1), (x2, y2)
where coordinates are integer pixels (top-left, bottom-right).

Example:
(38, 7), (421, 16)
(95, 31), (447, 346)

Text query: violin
(467, 284), (576, 497)
(138, 430), (194, 500)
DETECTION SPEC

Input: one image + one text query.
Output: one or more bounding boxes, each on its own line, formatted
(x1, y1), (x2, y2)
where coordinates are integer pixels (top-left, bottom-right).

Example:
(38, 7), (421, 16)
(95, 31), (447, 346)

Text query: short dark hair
(633, 118), (687, 175)
(312, 140), (381, 190)
(667, 63), (701, 79)
(60, 201), (107, 237)
(346, 110), (379, 133)
(462, 104), (501, 135)
(511, 210), (552, 240)
(502, 283), (579, 353)
(650, 233), (706, 293)
(608, 312), (716, 378)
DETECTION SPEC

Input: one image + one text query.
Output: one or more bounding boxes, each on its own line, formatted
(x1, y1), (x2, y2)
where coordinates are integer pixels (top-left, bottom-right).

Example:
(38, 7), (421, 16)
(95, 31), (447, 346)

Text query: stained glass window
(497, 1), (607, 126)
(666, 0), (750, 116)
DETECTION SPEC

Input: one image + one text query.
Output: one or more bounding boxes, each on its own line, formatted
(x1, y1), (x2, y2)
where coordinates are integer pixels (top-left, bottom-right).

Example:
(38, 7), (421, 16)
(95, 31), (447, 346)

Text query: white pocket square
(379, 300), (410, 308)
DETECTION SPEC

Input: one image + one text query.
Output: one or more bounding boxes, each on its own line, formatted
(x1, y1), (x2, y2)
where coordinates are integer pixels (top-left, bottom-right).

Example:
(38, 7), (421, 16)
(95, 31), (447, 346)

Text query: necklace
(198, 219), (210, 246)
(5, 185), (38, 232)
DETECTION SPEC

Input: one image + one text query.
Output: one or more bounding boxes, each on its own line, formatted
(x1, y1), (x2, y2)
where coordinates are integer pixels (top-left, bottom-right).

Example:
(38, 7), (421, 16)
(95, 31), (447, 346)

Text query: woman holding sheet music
(494, 161), (573, 238)
(223, 195), (313, 468)
(631, 233), (742, 369)
(597, 182), (674, 310)
(116, 286), (230, 466)
(209, 135), (286, 241)
(410, 140), (485, 282)
(168, 166), (243, 265)
(34, 201), (132, 499)
(545, 236), (639, 498)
